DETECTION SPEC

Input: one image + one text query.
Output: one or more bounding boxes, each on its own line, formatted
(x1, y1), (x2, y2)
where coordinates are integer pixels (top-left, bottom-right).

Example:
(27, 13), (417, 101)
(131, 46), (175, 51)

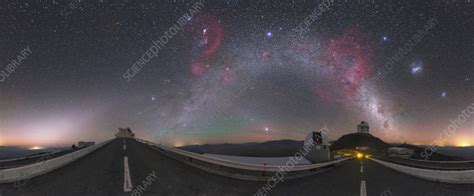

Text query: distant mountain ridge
(0, 146), (47, 160)
(436, 146), (474, 160)
(0, 146), (68, 160)
(393, 143), (465, 161)
(180, 139), (304, 157)
(180, 133), (466, 161)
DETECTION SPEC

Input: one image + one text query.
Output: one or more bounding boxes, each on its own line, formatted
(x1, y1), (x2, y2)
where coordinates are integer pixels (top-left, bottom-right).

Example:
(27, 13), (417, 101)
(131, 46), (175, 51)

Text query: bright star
(151, 97), (156, 101)
(382, 36), (388, 41)
(264, 127), (269, 131)
(265, 31), (273, 38)
(441, 91), (447, 98)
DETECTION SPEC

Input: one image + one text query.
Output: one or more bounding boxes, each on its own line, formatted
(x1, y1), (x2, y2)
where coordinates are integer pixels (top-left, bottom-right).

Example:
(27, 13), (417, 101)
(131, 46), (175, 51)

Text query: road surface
(0, 138), (472, 196)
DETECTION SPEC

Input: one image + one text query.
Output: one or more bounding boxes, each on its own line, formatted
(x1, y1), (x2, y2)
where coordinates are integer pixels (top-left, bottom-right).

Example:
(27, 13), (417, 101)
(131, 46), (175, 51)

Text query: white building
(303, 131), (330, 163)
(357, 121), (370, 134)
(115, 127), (135, 138)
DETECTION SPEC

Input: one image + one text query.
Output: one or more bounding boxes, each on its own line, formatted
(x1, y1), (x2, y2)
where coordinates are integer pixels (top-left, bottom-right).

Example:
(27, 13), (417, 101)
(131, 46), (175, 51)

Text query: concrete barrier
(135, 138), (350, 172)
(401, 157), (474, 164)
(370, 157), (474, 184)
(0, 139), (113, 183)
(0, 153), (54, 163)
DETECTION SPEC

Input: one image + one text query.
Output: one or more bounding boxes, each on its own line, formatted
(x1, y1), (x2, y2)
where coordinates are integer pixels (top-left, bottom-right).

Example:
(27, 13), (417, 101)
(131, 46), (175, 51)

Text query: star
(264, 127), (269, 131)
(265, 31), (273, 38)
(382, 36), (388, 42)
(151, 97), (156, 101)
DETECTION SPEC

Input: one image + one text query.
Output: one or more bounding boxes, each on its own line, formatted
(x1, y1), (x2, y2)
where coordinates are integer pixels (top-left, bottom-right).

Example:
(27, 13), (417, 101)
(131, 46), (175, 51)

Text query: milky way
(155, 24), (395, 143)
(0, 1), (473, 146)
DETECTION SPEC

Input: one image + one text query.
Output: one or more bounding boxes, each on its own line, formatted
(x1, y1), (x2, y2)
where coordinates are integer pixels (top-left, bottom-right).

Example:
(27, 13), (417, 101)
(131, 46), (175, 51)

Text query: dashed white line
(360, 165), (364, 173)
(123, 144), (126, 150)
(360, 181), (367, 196)
(123, 156), (133, 192)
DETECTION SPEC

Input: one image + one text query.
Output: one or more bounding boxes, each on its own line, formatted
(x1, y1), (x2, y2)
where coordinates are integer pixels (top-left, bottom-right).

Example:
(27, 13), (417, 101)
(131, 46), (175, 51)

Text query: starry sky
(0, 0), (473, 147)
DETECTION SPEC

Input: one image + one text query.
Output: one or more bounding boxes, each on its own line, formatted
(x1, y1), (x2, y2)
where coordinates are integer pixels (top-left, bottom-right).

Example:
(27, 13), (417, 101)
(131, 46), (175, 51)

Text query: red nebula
(186, 14), (224, 76)
(221, 64), (238, 84)
(188, 14), (224, 58)
(190, 61), (207, 76)
(313, 29), (374, 103)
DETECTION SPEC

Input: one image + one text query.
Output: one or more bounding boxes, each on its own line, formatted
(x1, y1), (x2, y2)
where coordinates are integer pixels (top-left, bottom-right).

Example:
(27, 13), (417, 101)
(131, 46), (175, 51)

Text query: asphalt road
(0, 138), (473, 196)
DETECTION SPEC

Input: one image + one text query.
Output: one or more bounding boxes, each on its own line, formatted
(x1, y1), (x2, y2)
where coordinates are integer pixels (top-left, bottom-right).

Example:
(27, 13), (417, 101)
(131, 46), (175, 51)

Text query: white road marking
(123, 157), (133, 192)
(123, 144), (126, 150)
(360, 181), (367, 196)
(360, 165), (364, 173)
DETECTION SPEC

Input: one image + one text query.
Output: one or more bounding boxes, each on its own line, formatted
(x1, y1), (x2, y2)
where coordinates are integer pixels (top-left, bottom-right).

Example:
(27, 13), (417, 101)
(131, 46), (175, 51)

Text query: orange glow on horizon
(173, 141), (185, 147)
(457, 140), (471, 147)
(1, 133), (86, 147)
(378, 130), (474, 147)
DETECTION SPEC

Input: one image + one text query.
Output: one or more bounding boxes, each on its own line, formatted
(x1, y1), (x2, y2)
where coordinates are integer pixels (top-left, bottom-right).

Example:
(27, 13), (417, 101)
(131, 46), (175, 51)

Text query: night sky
(0, 0), (473, 147)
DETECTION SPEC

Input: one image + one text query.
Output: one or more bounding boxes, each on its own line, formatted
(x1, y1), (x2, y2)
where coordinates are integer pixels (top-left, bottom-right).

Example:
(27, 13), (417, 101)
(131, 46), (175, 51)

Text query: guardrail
(400, 157), (474, 164)
(369, 157), (474, 184)
(135, 138), (350, 172)
(0, 153), (57, 163)
(0, 139), (113, 183)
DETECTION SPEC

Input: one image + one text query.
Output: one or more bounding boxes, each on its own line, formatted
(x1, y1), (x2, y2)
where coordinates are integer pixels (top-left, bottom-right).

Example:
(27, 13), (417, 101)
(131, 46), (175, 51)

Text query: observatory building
(304, 131), (330, 163)
(115, 127), (135, 138)
(357, 121), (370, 134)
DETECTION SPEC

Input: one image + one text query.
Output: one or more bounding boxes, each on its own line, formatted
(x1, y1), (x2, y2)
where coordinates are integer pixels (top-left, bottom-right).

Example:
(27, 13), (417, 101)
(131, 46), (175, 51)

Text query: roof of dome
(358, 121), (369, 126)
